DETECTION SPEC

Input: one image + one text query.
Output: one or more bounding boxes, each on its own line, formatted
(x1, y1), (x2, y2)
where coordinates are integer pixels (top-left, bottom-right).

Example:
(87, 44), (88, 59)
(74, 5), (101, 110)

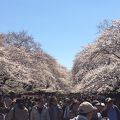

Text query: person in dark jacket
(48, 96), (63, 120)
(30, 97), (50, 120)
(102, 98), (120, 120)
(6, 99), (29, 120)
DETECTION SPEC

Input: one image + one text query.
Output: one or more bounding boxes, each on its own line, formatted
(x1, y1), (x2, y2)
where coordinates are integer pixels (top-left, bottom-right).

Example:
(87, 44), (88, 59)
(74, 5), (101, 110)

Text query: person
(48, 96), (63, 120)
(30, 97), (50, 120)
(70, 101), (97, 120)
(0, 96), (5, 120)
(91, 102), (102, 120)
(69, 100), (80, 119)
(0, 108), (5, 120)
(4, 95), (12, 110)
(102, 97), (120, 120)
(63, 98), (71, 120)
(6, 99), (29, 120)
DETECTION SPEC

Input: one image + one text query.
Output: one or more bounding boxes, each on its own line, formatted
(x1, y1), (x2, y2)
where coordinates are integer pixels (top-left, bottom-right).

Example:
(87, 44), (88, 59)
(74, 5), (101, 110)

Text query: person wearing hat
(102, 97), (120, 120)
(95, 102), (105, 114)
(70, 101), (97, 120)
(91, 102), (103, 120)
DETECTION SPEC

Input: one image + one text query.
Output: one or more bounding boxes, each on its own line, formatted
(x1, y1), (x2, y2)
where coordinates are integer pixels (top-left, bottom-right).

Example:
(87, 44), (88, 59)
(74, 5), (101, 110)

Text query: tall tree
(1, 31), (41, 52)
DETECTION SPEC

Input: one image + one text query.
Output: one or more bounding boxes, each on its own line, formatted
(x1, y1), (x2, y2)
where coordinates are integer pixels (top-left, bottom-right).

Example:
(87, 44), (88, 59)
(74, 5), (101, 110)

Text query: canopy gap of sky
(0, 0), (120, 69)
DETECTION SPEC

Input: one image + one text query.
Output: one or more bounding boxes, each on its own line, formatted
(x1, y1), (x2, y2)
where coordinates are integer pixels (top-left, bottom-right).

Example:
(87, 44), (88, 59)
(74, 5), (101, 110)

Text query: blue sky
(0, 0), (120, 69)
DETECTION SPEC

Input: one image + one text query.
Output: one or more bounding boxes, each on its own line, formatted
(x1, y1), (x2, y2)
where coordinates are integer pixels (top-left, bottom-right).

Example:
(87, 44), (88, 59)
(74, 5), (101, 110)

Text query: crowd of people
(0, 92), (120, 120)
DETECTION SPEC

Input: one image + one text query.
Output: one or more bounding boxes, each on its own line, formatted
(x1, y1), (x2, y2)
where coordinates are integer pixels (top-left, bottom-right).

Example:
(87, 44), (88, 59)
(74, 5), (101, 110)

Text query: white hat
(105, 98), (113, 103)
(95, 102), (105, 107)
(79, 101), (97, 113)
(101, 103), (105, 107)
